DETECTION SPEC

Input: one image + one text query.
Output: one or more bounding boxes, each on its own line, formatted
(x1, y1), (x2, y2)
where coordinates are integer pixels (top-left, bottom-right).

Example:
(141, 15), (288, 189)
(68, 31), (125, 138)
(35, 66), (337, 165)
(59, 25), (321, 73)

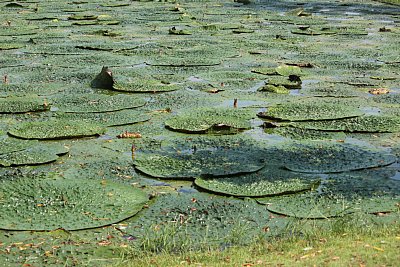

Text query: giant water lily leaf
(55, 110), (150, 127)
(133, 136), (266, 179)
(301, 83), (361, 97)
(0, 95), (49, 113)
(8, 120), (106, 140)
(266, 76), (302, 89)
(91, 66), (183, 92)
(0, 83), (65, 97)
(373, 94), (400, 105)
(291, 115), (400, 133)
(195, 165), (321, 197)
(0, 143), (68, 167)
(165, 108), (254, 134)
(258, 170), (400, 218)
(0, 136), (38, 155)
(278, 140), (396, 173)
(266, 127), (347, 140)
(258, 102), (363, 121)
(113, 80), (182, 93)
(52, 93), (146, 113)
(0, 176), (148, 230)
(0, 43), (25, 50)
(126, 193), (284, 250)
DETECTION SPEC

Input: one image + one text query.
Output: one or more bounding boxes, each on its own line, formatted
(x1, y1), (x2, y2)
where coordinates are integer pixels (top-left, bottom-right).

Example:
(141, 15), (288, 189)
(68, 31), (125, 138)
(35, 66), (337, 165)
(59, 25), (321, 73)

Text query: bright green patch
(258, 84), (290, 94)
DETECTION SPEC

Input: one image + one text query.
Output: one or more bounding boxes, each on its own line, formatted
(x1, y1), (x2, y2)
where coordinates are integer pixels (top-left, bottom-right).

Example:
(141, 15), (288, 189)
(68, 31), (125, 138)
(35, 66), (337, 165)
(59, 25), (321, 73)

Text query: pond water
(0, 0), (399, 265)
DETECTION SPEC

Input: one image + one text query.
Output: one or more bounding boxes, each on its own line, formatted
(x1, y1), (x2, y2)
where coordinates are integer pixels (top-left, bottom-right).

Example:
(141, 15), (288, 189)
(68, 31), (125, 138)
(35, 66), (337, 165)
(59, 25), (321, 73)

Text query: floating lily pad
(258, 102), (363, 121)
(195, 165), (320, 197)
(0, 176), (148, 230)
(126, 193), (281, 250)
(114, 80), (182, 93)
(0, 95), (49, 113)
(0, 143), (68, 167)
(0, 43), (25, 50)
(134, 136), (266, 179)
(8, 120), (106, 140)
(0, 83), (65, 97)
(266, 127), (347, 140)
(373, 94), (400, 105)
(52, 93), (146, 113)
(0, 136), (38, 155)
(91, 66), (183, 92)
(266, 76), (302, 89)
(279, 140), (396, 173)
(258, 171), (400, 218)
(301, 83), (361, 97)
(291, 115), (400, 133)
(55, 110), (151, 127)
(165, 108), (254, 134)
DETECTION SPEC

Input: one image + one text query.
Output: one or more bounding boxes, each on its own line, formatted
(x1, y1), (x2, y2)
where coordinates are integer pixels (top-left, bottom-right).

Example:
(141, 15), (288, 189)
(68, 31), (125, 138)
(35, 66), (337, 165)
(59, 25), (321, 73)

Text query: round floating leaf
(113, 80), (182, 93)
(126, 193), (283, 250)
(0, 176), (148, 230)
(259, 102), (363, 121)
(266, 127), (347, 140)
(302, 82), (361, 97)
(0, 43), (25, 50)
(55, 110), (151, 127)
(291, 115), (400, 133)
(0, 95), (49, 113)
(258, 171), (400, 218)
(0, 143), (68, 167)
(8, 120), (106, 140)
(279, 140), (396, 173)
(266, 76), (302, 89)
(195, 165), (320, 197)
(373, 94), (400, 105)
(52, 93), (146, 113)
(0, 83), (65, 97)
(165, 108), (254, 134)
(134, 136), (266, 179)
(0, 136), (38, 155)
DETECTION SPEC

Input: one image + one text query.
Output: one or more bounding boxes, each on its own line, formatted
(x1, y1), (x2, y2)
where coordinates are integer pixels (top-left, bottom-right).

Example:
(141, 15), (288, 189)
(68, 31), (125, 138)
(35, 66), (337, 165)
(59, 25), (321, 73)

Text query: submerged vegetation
(0, 0), (399, 266)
